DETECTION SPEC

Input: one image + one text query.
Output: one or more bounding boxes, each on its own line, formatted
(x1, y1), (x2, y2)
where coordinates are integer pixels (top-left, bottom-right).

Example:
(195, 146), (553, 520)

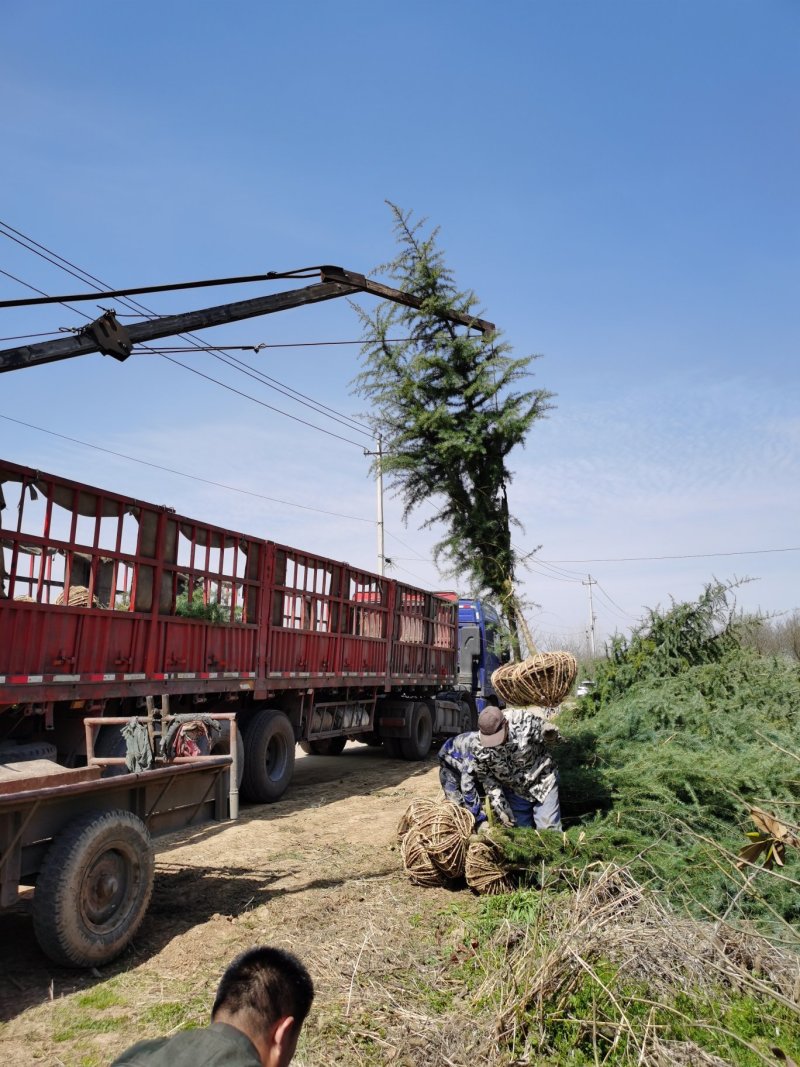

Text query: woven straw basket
(465, 838), (515, 896)
(401, 826), (446, 888)
(54, 585), (98, 608)
(491, 651), (577, 707)
(419, 803), (474, 879)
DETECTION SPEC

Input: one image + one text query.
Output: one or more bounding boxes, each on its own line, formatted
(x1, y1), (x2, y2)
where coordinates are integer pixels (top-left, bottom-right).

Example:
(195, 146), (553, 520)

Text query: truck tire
(383, 738), (403, 758)
(459, 702), (476, 732)
(299, 737), (347, 756)
(241, 709), (295, 803)
(401, 702), (434, 761)
(32, 810), (154, 968)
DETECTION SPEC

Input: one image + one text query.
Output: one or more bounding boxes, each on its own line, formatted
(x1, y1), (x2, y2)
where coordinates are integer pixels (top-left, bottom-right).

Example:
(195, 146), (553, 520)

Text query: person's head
(477, 706), (508, 747)
(211, 946), (314, 1067)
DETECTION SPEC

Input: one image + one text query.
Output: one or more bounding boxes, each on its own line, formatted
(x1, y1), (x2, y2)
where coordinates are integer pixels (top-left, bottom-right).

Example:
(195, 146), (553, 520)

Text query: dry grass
(478, 864), (800, 1065)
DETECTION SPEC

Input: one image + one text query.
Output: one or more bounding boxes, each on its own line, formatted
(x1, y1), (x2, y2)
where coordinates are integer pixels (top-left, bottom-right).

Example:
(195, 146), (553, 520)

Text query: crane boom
(0, 265), (495, 374)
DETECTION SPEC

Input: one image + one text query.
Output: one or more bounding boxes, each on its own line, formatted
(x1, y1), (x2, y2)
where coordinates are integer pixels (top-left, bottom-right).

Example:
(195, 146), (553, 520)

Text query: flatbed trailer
(1, 458), (468, 806)
(0, 746), (233, 966)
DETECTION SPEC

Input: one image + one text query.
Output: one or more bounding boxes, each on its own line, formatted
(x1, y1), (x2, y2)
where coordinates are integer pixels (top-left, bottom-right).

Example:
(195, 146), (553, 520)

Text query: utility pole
(362, 434), (386, 576)
(375, 434), (385, 576)
(582, 574), (597, 658)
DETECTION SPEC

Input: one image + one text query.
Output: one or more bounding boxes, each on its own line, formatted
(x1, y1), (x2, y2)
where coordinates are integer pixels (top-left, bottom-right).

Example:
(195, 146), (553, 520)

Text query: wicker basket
(491, 651), (577, 707)
(401, 826), (446, 888)
(465, 838), (515, 896)
(396, 797), (441, 841)
(54, 585), (98, 608)
(419, 803), (474, 879)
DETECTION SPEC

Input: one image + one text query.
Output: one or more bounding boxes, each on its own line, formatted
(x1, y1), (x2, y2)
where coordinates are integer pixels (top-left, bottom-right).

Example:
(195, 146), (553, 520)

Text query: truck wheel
(383, 738), (403, 758)
(401, 702), (433, 761)
(459, 702), (475, 732)
(32, 810), (154, 968)
(241, 709), (295, 802)
(299, 737), (347, 756)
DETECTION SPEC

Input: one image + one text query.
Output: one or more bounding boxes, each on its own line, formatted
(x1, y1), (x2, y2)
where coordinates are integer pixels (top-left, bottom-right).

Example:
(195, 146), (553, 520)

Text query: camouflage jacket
(438, 731), (514, 827)
(472, 708), (559, 806)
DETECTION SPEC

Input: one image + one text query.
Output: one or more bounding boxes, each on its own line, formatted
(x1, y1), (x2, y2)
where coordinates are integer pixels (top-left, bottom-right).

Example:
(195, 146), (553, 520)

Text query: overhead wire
(0, 413), (374, 524)
(158, 354), (368, 448)
(0, 220), (378, 440)
(0, 330), (65, 341)
(0, 221), (374, 448)
(0, 267), (95, 323)
(198, 348), (373, 435)
(593, 581), (638, 620)
(545, 547), (800, 563)
(0, 265), (326, 309)
(142, 338), (414, 349)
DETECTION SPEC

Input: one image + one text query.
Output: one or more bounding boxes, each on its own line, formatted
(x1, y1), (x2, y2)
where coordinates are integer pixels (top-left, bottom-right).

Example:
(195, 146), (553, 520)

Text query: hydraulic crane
(0, 265), (494, 373)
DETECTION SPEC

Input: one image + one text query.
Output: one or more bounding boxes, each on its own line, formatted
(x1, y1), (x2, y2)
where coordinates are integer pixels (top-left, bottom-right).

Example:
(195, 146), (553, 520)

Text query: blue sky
(1, 1), (797, 647)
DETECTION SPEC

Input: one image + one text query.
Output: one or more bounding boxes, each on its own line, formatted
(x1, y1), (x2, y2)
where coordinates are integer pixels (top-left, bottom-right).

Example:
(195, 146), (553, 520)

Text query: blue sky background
(1, 1), (797, 648)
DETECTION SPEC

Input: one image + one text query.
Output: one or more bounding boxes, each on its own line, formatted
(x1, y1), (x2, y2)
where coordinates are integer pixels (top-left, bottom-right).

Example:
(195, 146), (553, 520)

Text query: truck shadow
(0, 744), (430, 1022)
(0, 860), (400, 1022)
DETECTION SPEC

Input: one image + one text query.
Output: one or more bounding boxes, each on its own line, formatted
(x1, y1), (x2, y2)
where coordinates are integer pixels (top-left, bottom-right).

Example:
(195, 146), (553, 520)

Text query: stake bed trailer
(1, 458), (473, 808)
(0, 747), (233, 967)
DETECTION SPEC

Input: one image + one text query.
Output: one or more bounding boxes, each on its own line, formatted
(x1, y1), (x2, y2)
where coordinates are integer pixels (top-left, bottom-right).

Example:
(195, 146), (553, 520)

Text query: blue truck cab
(457, 598), (507, 711)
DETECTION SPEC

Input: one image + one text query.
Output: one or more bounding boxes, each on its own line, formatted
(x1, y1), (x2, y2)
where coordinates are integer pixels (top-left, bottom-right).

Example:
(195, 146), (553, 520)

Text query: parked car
(576, 680), (596, 697)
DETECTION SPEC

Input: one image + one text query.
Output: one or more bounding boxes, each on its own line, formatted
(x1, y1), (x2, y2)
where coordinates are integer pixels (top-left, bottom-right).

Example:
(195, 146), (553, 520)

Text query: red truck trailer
(0, 458), (471, 805)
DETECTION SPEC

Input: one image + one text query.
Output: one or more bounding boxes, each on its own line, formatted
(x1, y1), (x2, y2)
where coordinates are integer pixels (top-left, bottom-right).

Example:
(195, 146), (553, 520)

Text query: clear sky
(1, 0), (797, 649)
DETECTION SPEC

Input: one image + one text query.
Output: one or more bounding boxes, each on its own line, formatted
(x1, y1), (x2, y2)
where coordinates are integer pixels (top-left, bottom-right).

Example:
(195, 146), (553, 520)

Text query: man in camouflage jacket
(438, 731), (507, 829)
(472, 706), (562, 830)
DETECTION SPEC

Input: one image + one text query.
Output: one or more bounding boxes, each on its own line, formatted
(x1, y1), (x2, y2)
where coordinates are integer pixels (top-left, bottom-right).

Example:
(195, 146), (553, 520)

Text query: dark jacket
(111, 1021), (262, 1066)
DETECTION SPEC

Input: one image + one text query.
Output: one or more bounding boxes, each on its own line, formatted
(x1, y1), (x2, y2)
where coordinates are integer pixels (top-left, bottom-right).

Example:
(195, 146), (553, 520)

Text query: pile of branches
(550, 580), (800, 935)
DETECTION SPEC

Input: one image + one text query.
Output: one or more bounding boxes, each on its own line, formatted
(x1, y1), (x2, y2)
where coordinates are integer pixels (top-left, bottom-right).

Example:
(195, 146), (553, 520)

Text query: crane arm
(0, 265), (495, 374)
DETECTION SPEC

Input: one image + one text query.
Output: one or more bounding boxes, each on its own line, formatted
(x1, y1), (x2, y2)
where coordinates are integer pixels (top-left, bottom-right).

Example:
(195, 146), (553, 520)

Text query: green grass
(139, 997), (207, 1032)
(53, 1015), (129, 1043)
(75, 984), (126, 1011)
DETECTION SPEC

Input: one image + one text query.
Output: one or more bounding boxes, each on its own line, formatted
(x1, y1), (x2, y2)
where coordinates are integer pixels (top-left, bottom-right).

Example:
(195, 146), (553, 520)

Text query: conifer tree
(353, 204), (553, 652)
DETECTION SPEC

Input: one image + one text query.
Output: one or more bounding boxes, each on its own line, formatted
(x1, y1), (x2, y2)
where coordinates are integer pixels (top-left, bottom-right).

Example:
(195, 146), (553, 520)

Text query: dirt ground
(0, 744), (486, 1066)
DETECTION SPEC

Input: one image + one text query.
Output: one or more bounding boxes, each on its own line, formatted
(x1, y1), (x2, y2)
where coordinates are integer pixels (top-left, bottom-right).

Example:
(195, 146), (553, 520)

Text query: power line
(144, 338), (414, 349)
(158, 355), (367, 448)
(0, 267), (94, 323)
(527, 559), (586, 585)
(0, 413), (374, 524)
(0, 265), (325, 308)
(592, 583), (637, 623)
(201, 349), (373, 434)
(391, 561), (440, 587)
(0, 222), (373, 447)
(545, 547), (800, 563)
(0, 330), (65, 341)
(384, 528), (431, 562)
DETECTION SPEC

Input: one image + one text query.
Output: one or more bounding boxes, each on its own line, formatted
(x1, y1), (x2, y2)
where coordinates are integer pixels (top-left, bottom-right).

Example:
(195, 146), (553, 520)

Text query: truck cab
(457, 598), (507, 710)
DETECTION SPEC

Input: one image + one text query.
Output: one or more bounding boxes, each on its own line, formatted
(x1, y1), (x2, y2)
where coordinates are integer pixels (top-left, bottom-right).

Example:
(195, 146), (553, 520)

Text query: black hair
(212, 946), (314, 1037)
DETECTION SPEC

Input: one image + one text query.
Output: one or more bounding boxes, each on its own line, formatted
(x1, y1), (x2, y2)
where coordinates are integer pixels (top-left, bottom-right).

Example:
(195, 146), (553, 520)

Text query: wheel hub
(82, 850), (129, 926)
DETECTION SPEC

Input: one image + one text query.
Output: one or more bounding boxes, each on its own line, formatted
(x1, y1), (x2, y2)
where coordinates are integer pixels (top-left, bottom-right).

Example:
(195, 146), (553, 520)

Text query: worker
(437, 731), (513, 831)
(473, 706), (562, 830)
(111, 945), (314, 1067)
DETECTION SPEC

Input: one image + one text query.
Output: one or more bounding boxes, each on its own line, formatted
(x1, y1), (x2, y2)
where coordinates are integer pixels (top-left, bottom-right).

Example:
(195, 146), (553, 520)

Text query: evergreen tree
(353, 204), (553, 651)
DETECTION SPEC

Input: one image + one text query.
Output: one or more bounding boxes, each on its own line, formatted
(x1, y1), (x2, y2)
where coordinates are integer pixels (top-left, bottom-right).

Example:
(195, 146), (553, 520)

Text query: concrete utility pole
(583, 574), (597, 658)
